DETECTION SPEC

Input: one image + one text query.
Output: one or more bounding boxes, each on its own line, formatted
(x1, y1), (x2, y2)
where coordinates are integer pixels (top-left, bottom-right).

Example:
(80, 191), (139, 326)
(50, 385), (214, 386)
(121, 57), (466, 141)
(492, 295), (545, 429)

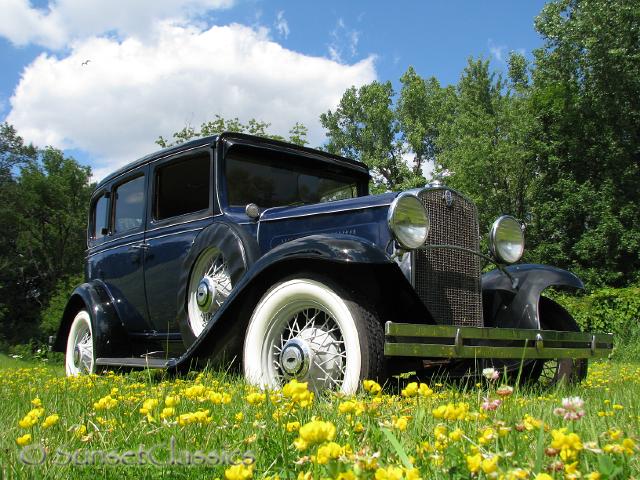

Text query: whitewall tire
(243, 277), (384, 394)
(65, 310), (95, 376)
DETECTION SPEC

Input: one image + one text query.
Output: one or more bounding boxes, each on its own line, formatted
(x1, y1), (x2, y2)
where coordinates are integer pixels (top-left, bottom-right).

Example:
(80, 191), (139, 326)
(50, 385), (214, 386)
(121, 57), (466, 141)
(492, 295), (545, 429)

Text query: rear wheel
(65, 310), (95, 376)
(243, 277), (384, 394)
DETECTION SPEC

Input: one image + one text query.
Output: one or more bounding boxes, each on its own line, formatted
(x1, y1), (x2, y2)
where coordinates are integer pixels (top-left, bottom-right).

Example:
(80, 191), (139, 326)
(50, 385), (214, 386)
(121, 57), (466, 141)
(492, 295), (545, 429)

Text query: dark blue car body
(54, 132), (612, 375)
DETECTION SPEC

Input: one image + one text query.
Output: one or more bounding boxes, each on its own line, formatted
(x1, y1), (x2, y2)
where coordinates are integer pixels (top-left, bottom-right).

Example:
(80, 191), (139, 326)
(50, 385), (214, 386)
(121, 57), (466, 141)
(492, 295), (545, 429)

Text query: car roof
(94, 132), (370, 191)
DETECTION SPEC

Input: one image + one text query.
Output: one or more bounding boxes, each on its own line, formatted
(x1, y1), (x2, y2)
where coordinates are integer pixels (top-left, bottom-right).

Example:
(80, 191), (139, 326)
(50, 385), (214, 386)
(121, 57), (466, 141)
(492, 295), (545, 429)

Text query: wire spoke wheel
(270, 305), (347, 391)
(187, 247), (232, 337)
(65, 310), (94, 376)
(244, 277), (384, 395)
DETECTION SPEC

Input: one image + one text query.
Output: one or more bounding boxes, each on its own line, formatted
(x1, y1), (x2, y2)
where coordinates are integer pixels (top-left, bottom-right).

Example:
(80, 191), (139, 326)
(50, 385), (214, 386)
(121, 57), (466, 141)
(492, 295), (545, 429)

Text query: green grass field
(0, 354), (638, 479)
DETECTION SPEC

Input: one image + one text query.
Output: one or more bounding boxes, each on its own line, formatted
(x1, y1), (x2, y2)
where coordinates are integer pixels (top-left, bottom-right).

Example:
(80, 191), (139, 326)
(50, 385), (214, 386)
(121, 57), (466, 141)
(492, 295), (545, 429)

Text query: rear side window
(114, 176), (145, 233)
(154, 153), (210, 220)
(92, 194), (109, 239)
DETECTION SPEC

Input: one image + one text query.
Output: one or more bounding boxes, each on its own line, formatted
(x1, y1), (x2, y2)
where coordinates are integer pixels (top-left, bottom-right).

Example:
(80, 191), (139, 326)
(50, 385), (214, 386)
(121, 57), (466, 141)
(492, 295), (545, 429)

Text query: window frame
(111, 171), (147, 238)
(147, 147), (214, 229)
(88, 188), (111, 245)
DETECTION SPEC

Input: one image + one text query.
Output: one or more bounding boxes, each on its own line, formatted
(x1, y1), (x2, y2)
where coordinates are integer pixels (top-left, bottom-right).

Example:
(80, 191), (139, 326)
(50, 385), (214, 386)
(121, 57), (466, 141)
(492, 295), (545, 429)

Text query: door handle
(128, 243), (149, 251)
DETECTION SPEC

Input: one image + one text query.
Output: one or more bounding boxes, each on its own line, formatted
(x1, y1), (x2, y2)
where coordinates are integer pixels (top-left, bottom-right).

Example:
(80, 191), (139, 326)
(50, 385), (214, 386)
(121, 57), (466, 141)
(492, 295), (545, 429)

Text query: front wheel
(243, 277), (384, 394)
(523, 297), (588, 387)
(65, 310), (95, 376)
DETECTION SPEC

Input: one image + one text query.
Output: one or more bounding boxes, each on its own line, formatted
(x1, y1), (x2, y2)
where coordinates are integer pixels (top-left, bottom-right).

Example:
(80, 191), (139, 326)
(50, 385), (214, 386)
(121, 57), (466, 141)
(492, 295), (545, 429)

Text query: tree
(156, 115), (309, 148)
(436, 57), (540, 235)
(397, 67), (456, 177)
(0, 125), (93, 344)
(527, 0), (640, 286)
(320, 81), (423, 192)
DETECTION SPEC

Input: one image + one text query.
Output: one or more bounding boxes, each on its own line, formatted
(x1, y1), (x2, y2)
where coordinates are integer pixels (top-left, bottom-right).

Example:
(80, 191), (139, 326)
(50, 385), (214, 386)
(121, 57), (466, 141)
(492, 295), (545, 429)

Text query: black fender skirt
(482, 264), (584, 330)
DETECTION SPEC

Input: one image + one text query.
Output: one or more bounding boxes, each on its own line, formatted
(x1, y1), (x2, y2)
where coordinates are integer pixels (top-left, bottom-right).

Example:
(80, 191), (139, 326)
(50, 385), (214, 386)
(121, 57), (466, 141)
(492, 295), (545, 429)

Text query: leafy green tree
(397, 67), (456, 177)
(436, 57), (540, 236)
(320, 81), (422, 192)
(0, 126), (93, 344)
(527, 0), (640, 286)
(156, 115), (308, 148)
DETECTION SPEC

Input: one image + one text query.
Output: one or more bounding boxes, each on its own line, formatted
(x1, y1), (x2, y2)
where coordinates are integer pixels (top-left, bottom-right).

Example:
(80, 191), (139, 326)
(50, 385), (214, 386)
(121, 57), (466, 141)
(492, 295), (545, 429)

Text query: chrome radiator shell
(413, 187), (483, 327)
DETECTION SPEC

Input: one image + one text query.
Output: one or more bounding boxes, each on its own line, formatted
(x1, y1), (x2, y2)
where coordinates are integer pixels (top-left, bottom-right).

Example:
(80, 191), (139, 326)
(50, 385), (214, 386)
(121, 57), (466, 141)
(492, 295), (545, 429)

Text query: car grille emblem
(443, 189), (454, 208)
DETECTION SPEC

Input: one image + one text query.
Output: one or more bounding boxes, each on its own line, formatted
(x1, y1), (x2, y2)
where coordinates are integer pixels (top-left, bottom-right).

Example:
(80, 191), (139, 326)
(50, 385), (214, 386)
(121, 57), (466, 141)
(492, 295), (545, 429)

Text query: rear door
(143, 148), (214, 337)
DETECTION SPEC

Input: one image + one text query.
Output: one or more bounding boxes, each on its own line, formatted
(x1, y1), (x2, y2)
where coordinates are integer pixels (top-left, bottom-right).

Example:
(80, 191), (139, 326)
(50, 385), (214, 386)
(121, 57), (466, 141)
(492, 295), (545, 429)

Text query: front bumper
(384, 322), (613, 359)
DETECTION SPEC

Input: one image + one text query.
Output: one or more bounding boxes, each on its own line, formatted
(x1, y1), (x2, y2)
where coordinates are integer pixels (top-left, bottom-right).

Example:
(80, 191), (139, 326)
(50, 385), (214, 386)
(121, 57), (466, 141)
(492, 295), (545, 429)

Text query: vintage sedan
(53, 133), (612, 393)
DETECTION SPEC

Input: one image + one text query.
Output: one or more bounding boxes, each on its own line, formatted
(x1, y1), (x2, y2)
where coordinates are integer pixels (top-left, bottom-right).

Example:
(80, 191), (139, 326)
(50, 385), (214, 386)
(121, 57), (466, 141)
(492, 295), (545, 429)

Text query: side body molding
(482, 264), (584, 330)
(172, 234), (393, 370)
(54, 281), (132, 358)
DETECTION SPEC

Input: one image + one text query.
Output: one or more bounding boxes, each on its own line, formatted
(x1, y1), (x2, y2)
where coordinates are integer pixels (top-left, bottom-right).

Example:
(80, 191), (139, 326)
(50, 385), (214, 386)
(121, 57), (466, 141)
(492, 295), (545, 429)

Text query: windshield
(225, 149), (360, 208)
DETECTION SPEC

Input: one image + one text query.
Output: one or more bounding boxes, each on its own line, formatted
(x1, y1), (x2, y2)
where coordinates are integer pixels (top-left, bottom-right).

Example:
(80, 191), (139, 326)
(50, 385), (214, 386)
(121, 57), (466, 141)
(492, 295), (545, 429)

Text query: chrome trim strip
(259, 203), (391, 222)
(88, 239), (141, 256)
(146, 217), (208, 233)
(146, 227), (203, 242)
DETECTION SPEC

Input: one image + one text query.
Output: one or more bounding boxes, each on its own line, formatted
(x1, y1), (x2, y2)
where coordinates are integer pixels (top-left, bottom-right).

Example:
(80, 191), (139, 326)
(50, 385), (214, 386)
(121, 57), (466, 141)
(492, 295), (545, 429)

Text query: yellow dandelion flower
(224, 462), (254, 480)
(294, 420), (336, 451)
(42, 414), (59, 429)
(246, 392), (266, 405)
(363, 380), (382, 395)
(466, 453), (482, 473)
(315, 441), (343, 464)
(286, 421), (300, 432)
(16, 433), (32, 446)
(374, 466), (404, 480)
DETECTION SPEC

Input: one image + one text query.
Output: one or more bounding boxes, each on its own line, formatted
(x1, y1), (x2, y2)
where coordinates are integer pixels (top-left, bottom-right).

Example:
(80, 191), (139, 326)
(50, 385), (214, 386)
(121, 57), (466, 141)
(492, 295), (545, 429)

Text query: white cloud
(274, 11), (289, 39)
(0, 0), (234, 49)
(7, 23), (376, 180)
(401, 148), (434, 181)
(328, 17), (360, 64)
(488, 39), (507, 63)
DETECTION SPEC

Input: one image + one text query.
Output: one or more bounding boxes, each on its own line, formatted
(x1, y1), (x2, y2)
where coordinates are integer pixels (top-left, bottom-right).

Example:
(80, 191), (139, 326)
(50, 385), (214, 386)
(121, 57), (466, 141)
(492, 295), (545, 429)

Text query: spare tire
(176, 222), (258, 347)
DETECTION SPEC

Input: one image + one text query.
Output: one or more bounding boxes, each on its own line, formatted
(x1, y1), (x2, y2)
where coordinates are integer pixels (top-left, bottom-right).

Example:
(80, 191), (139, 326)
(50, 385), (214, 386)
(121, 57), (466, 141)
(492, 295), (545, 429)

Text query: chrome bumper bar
(383, 322), (613, 359)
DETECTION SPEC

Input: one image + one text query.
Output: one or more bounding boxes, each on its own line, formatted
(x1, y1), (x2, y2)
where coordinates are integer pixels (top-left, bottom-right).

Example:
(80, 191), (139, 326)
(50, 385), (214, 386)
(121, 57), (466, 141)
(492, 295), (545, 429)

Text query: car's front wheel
(243, 277), (384, 394)
(65, 310), (95, 376)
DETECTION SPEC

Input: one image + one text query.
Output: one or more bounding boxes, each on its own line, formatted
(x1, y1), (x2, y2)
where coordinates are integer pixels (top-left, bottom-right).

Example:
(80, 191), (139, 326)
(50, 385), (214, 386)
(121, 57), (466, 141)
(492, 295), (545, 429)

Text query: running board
(95, 357), (176, 369)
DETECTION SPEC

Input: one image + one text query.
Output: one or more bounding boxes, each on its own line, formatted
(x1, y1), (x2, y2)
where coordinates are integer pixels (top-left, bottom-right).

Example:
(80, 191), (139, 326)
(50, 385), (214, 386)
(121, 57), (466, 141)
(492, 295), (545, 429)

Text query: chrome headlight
(489, 215), (525, 264)
(388, 193), (430, 249)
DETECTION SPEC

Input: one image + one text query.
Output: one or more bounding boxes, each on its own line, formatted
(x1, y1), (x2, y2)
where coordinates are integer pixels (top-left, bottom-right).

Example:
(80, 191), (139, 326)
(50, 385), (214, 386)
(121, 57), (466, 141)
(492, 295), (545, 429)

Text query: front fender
(482, 264), (584, 329)
(173, 234), (393, 370)
(54, 281), (131, 357)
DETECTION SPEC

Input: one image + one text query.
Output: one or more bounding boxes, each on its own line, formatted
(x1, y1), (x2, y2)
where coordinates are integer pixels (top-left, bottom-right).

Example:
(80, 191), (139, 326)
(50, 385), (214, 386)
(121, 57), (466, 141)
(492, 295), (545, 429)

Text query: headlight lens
(388, 194), (430, 249)
(489, 215), (525, 264)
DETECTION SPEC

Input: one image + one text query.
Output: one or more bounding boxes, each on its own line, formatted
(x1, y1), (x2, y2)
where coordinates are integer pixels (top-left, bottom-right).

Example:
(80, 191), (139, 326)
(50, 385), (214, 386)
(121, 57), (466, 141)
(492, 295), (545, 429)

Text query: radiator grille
(414, 188), (483, 327)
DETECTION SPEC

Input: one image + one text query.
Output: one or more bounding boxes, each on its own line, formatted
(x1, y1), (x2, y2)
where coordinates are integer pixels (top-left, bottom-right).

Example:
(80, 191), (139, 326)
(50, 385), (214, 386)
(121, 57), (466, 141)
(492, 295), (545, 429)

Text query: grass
(0, 354), (638, 479)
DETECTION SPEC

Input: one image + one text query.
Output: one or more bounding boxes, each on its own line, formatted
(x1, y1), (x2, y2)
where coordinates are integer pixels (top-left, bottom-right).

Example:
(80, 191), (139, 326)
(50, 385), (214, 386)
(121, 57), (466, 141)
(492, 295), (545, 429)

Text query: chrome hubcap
(196, 277), (218, 312)
(272, 307), (347, 391)
(188, 248), (232, 336)
(280, 338), (313, 377)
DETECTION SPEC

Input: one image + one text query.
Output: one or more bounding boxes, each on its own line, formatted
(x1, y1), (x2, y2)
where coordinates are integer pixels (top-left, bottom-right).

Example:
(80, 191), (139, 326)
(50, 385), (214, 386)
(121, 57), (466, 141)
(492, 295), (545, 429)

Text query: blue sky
(0, 0), (548, 178)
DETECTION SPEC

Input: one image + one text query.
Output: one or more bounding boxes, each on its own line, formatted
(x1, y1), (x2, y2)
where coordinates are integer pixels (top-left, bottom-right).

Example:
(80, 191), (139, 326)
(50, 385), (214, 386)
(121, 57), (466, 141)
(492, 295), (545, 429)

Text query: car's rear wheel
(243, 277), (384, 394)
(65, 310), (95, 376)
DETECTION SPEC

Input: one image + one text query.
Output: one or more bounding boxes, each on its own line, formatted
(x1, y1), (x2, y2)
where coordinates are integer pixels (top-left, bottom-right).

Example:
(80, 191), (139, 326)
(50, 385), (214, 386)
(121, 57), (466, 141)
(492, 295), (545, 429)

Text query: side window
(92, 194), (109, 239)
(114, 176), (145, 233)
(154, 153), (210, 220)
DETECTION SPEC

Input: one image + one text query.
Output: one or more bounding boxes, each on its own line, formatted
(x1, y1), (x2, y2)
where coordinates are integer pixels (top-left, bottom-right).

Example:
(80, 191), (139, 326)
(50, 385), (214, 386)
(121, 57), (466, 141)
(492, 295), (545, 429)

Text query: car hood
(258, 192), (398, 222)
